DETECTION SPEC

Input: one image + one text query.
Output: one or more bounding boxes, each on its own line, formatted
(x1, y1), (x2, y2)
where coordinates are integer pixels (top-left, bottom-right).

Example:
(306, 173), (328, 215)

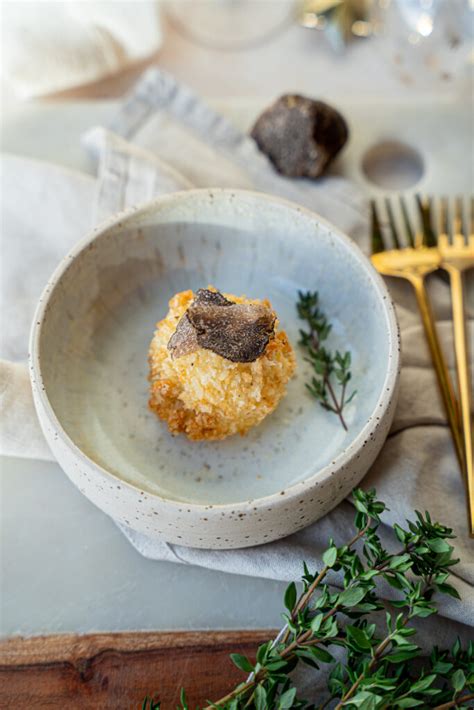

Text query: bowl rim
(29, 187), (400, 512)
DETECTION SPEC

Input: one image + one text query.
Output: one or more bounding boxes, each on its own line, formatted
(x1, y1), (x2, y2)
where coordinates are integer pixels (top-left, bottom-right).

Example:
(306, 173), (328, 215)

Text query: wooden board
(0, 630), (273, 709)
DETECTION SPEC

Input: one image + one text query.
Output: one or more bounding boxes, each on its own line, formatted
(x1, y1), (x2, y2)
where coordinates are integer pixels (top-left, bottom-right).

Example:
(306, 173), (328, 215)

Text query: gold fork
(436, 196), (474, 535)
(370, 196), (464, 474)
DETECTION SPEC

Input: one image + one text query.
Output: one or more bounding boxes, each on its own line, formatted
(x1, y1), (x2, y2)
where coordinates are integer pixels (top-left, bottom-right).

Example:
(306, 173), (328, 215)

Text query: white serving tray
(1, 94), (472, 636)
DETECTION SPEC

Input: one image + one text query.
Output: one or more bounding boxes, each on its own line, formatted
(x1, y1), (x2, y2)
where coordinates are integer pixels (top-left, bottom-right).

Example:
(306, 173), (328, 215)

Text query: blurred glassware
(299, 0), (375, 51)
(373, 0), (473, 89)
(163, 0), (295, 51)
(395, 0), (441, 40)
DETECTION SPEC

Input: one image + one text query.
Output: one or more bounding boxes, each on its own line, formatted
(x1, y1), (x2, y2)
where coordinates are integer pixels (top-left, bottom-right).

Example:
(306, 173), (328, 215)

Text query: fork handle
(410, 276), (465, 473)
(443, 266), (473, 536)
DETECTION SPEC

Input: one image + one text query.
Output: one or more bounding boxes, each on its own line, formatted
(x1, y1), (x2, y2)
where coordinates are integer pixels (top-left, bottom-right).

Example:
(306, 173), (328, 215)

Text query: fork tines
(371, 194), (473, 254)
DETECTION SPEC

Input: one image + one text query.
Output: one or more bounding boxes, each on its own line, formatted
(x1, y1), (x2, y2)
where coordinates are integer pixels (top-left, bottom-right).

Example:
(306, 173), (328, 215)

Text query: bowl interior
(38, 191), (392, 505)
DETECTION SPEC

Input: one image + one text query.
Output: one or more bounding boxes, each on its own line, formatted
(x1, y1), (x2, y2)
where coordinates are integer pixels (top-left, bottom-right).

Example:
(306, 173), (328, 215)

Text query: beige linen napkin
(1, 1), (162, 98)
(0, 156), (95, 459)
(1, 70), (472, 644)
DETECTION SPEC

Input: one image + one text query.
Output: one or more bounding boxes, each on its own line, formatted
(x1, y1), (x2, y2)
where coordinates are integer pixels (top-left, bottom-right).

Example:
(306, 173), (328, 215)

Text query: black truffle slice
(251, 94), (348, 179)
(188, 301), (276, 363)
(168, 289), (233, 359)
(167, 313), (198, 359)
(193, 288), (233, 308)
(168, 289), (276, 363)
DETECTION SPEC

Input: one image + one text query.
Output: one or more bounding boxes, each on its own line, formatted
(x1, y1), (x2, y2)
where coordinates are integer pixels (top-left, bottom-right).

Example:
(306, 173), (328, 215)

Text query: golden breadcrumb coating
(148, 288), (296, 440)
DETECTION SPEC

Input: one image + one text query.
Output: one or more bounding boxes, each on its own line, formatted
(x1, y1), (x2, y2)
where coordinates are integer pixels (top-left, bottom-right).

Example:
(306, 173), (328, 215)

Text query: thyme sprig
(297, 291), (356, 431)
(143, 488), (473, 709)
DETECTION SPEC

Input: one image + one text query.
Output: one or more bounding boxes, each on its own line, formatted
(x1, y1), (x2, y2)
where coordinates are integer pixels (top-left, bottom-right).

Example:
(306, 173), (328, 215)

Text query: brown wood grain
(0, 630), (273, 709)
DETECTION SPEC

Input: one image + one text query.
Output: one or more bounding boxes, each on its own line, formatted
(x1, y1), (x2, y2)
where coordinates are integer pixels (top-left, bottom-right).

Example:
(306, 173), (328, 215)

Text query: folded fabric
(0, 156), (95, 460)
(104, 69), (368, 243)
(1, 1), (162, 98)
(1, 70), (472, 646)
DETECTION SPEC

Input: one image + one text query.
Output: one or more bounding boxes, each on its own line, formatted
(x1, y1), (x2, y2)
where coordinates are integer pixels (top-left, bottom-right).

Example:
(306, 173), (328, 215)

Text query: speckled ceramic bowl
(30, 189), (399, 549)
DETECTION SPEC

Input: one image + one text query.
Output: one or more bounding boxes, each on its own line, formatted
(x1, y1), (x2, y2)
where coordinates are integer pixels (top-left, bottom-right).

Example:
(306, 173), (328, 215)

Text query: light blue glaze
(38, 191), (396, 508)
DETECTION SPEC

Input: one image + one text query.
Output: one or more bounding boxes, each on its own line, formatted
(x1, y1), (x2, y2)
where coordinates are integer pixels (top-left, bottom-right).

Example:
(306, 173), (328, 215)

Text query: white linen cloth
(1, 70), (472, 648)
(1, 1), (162, 98)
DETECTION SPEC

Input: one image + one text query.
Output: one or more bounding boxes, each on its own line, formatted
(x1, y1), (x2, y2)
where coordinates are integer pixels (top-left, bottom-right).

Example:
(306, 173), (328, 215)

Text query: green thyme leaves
(143, 488), (473, 710)
(297, 291), (356, 430)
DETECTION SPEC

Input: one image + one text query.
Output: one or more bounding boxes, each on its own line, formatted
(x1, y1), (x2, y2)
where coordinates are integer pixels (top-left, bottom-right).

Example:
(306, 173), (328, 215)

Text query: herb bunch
(143, 489), (473, 710)
(297, 291), (356, 431)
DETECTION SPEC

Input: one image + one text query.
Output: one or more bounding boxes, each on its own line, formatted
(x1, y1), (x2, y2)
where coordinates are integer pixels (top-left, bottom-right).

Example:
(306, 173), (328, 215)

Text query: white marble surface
(1, 95), (471, 195)
(1, 94), (471, 637)
(1, 8), (473, 636)
(0, 96), (292, 637)
(1, 457), (291, 635)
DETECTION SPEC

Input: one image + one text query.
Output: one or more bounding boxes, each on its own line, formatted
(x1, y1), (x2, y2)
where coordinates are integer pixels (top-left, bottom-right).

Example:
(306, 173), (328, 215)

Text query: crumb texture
(148, 288), (296, 440)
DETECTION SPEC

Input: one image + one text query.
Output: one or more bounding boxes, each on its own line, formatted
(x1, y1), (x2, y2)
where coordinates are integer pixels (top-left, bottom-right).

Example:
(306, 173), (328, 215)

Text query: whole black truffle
(251, 94), (348, 179)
